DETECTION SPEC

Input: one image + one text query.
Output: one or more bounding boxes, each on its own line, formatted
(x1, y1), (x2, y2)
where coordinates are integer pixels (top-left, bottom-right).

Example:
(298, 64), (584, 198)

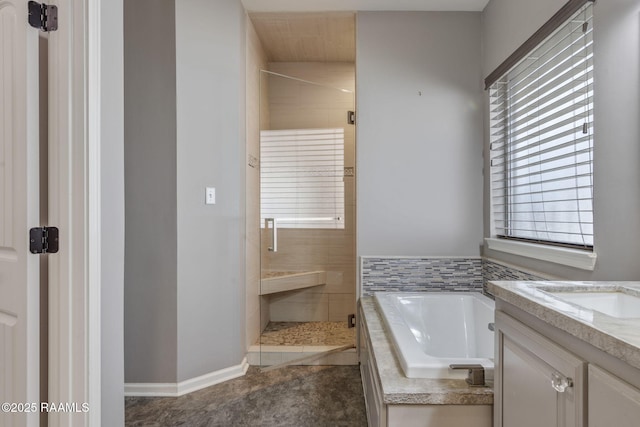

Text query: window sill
(484, 238), (597, 271)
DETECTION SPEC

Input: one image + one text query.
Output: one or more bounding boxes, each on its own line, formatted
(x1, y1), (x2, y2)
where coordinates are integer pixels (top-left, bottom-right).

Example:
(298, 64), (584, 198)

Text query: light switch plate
(206, 187), (216, 205)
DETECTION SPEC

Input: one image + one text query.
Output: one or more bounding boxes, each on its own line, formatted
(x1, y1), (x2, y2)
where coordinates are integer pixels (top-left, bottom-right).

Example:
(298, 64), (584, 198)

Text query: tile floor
(259, 321), (355, 346)
(125, 365), (368, 426)
(247, 321), (358, 366)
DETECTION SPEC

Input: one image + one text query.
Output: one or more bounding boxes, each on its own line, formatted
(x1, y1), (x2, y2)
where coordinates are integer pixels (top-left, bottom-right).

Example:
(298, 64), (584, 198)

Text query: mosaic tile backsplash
(360, 257), (546, 296)
(360, 258), (483, 295)
(482, 259), (545, 294)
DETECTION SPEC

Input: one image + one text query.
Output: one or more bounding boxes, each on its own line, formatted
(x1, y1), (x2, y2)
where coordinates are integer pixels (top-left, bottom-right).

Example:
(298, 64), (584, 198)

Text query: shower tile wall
(262, 62), (356, 323)
(360, 256), (550, 296)
(246, 16), (269, 349)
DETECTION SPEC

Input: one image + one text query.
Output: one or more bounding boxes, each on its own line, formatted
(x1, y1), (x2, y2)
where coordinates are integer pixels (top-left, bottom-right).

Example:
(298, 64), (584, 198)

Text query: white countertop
(487, 281), (640, 370)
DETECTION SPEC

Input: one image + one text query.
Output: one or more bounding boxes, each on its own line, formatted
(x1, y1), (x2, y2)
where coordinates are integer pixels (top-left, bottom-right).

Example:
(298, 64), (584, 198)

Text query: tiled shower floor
(248, 321), (357, 366)
(258, 321), (355, 346)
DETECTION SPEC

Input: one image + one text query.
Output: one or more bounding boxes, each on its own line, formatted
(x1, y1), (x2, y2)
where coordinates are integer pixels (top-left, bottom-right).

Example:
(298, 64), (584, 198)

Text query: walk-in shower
(255, 65), (356, 366)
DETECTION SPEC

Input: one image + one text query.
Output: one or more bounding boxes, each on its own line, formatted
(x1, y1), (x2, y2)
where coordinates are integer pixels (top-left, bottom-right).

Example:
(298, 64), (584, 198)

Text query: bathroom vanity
(488, 281), (640, 427)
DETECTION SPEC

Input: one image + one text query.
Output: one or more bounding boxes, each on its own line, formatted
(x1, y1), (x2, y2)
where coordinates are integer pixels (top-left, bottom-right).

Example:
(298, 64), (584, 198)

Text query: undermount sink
(550, 291), (640, 319)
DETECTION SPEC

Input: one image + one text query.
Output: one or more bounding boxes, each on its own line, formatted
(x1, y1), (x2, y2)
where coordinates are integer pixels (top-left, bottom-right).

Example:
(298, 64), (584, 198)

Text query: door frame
(47, 0), (103, 424)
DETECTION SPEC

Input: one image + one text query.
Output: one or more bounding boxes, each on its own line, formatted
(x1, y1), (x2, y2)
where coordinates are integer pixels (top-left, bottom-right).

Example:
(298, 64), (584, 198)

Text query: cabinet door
(359, 307), (386, 427)
(589, 365), (640, 427)
(495, 311), (585, 427)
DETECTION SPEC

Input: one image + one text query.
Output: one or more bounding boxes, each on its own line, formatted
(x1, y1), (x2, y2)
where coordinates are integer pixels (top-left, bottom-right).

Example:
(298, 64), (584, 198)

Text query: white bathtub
(374, 292), (495, 379)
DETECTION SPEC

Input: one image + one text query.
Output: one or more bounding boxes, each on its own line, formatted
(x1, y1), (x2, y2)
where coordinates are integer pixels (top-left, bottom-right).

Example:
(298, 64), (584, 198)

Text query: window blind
(260, 128), (345, 229)
(489, 2), (593, 249)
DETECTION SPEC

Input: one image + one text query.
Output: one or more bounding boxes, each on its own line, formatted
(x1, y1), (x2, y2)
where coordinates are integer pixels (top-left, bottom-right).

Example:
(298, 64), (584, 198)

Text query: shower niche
(253, 64), (357, 366)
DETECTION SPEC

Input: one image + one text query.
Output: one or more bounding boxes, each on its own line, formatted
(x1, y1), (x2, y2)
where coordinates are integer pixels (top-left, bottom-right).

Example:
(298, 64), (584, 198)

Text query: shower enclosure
(256, 66), (356, 366)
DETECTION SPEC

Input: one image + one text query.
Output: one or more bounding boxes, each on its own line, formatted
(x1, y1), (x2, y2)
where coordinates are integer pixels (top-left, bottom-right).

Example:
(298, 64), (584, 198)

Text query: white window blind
(261, 128), (345, 229)
(489, 3), (593, 249)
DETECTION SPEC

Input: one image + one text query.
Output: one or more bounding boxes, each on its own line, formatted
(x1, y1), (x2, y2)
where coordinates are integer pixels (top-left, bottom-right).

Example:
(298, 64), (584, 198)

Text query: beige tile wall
(261, 62), (356, 324)
(245, 15), (269, 350)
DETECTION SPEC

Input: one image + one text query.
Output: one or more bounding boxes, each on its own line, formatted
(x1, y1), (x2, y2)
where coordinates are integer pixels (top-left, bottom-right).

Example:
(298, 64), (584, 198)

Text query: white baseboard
(125, 357), (250, 397)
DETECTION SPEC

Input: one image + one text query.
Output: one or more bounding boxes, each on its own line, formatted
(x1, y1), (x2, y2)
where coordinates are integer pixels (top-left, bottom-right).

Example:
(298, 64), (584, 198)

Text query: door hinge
(347, 111), (356, 125)
(29, 227), (59, 254)
(28, 1), (58, 32)
(348, 313), (356, 328)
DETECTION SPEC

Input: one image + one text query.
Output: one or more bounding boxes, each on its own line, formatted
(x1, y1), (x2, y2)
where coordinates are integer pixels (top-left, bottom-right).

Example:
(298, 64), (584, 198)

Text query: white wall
(101, 0), (125, 423)
(482, 0), (640, 280)
(356, 12), (484, 256)
(175, 0), (247, 381)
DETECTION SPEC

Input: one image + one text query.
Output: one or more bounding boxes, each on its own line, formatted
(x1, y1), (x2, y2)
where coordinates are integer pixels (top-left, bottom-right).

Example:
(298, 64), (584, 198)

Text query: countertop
(360, 297), (494, 405)
(487, 281), (640, 371)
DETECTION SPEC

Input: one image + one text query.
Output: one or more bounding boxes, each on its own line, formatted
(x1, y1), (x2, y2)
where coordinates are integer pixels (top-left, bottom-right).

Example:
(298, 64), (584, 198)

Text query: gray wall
(102, 0), (125, 423)
(124, 0), (178, 383)
(480, 0), (565, 78)
(356, 12), (484, 256)
(175, 0), (246, 381)
(482, 0), (640, 280)
(124, 0), (246, 386)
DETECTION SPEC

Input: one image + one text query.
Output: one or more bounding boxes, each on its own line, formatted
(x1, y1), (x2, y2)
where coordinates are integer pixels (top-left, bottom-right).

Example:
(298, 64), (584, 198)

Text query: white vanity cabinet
(588, 364), (640, 427)
(359, 307), (387, 427)
(494, 310), (586, 427)
(489, 281), (640, 427)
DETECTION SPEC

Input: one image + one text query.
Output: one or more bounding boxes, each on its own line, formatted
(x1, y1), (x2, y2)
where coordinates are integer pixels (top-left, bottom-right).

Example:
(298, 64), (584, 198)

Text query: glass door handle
(265, 218), (277, 252)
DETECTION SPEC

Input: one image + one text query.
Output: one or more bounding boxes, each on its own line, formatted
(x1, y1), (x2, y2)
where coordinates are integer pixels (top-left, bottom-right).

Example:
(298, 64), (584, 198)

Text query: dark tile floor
(125, 365), (368, 427)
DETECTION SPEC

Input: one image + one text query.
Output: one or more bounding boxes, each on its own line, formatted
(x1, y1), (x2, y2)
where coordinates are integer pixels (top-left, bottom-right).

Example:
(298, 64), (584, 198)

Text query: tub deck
(359, 297), (493, 405)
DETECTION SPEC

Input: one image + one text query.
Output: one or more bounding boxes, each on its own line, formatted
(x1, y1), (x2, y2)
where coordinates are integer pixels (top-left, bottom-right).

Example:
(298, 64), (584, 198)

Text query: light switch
(205, 187), (216, 205)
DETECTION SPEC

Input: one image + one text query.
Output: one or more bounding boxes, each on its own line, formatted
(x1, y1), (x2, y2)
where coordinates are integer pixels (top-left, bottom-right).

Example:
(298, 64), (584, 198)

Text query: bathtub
(374, 292), (495, 379)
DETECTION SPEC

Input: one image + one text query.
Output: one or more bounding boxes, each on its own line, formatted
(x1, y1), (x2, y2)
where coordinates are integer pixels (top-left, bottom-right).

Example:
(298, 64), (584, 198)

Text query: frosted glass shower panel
(260, 128), (345, 229)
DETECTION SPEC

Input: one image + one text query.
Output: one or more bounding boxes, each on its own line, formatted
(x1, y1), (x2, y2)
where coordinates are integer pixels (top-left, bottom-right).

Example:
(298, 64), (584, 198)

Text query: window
(260, 128), (344, 229)
(488, 1), (593, 250)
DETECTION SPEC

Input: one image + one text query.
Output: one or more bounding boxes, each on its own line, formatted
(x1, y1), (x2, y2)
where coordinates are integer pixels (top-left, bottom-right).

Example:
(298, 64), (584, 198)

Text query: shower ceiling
(242, 0), (490, 12)
(247, 0), (492, 63)
(249, 12), (355, 62)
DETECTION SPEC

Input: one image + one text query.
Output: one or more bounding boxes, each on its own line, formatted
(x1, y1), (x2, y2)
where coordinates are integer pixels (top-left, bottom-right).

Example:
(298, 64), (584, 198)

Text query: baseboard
(125, 357), (250, 397)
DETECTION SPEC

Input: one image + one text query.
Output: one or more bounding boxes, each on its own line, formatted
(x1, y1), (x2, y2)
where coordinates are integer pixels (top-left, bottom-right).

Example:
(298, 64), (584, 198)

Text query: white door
(0, 1), (40, 426)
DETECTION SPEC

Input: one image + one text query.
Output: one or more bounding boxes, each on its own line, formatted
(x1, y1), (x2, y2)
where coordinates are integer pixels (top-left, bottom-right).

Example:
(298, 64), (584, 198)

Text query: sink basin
(551, 291), (640, 319)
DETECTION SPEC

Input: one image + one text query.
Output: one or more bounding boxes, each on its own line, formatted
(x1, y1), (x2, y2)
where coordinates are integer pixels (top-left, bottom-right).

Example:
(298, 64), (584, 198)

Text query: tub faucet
(449, 364), (486, 387)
